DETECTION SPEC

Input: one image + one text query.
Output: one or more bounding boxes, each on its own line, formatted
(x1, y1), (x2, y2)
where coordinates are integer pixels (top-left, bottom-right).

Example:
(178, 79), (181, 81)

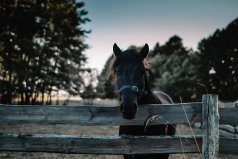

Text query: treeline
(97, 18), (238, 102)
(1, 1), (237, 104)
(0, 0), (90, 104)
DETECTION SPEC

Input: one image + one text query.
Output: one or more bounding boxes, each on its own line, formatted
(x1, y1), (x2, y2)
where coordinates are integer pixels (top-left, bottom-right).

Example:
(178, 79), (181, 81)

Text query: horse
(109, 43), (176, 159)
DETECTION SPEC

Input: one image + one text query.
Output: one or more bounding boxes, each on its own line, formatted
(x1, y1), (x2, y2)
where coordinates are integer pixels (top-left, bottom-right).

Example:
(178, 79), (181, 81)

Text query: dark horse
(109, 43), (176, 159)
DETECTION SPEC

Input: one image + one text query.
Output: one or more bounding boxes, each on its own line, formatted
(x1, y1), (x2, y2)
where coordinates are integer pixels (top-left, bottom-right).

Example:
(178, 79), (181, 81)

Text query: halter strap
(119, 85), (148, 95)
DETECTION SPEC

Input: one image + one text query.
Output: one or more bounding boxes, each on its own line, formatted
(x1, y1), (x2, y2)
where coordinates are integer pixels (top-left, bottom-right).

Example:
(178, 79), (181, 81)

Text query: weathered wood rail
(0, 134), (203, 154)
(0, 94), (238, 158)
(0, 103), (237, 125)
(1, 134), (237, 155)
(0, 102), (203, 125)
(219, 125), (238, 138)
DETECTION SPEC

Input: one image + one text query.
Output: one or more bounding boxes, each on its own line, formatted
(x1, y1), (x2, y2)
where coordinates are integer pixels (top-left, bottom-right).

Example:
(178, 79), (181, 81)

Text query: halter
(119, 85), (148, 95)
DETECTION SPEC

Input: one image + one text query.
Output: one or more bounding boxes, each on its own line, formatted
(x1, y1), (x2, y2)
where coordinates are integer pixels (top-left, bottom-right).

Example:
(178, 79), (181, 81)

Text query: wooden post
(202, 94), (220, 159)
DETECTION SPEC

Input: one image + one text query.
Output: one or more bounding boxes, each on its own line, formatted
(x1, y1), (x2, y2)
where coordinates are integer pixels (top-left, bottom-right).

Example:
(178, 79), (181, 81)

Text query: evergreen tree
(0, 0), (90, 104)
(198, 17), (238, 101)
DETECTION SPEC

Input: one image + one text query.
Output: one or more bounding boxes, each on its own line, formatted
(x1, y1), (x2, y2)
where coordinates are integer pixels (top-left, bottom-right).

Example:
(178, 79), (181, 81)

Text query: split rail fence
(0, 94), (238, 159)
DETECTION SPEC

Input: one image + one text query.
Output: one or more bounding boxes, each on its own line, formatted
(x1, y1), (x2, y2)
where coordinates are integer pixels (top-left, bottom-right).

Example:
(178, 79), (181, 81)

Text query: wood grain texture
(202, 94), (219, 159)
(0, 134), (202, 154)
(219, 107), (238, 125)
(1, 97), (238, 156)
(1, 103), (237, 126)
(219, 124), (238, 138)
(1, 134), (237, 155)
(0, 103), (202, 125)
(219, 102), (238, 108)
(220, 138), (238, 155)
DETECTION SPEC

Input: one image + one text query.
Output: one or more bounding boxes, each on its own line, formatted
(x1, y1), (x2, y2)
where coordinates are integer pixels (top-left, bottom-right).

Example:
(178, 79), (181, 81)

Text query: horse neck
(138, 83), (161, 105)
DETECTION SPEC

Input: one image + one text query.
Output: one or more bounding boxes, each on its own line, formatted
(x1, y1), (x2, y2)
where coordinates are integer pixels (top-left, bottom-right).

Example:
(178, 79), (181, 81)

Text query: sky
(83, 0), (238, 72)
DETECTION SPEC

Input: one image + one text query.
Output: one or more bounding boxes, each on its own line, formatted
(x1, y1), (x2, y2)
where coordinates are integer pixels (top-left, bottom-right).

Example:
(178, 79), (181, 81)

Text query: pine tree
(0, 0), (90, 104)
(198, 17), (238, 101)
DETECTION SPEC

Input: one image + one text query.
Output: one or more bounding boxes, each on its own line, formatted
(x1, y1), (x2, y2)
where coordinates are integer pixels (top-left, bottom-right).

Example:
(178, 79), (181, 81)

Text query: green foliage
(97, 40), (202, 101)
(149, 36), (202, 102)
(198, 18), (238, 101)
(0, 0), (90, 104)
(80, 69), (98, 99)
(97, 18), (238, 102)
(96, 54), (117, 99)
(80, 83), (97, 99)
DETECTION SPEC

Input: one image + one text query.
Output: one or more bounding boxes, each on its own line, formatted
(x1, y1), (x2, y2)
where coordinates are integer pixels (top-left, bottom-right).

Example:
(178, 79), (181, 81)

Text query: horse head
(110, 43), (150, 119)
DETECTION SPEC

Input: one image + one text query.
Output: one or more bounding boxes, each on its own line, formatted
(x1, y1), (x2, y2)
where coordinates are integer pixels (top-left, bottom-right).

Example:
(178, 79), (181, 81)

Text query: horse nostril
(120, 102), (137, 119)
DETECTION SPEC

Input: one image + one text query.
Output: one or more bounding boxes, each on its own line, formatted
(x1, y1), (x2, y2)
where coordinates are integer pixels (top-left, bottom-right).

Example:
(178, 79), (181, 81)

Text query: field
(0, 99), (237, 159)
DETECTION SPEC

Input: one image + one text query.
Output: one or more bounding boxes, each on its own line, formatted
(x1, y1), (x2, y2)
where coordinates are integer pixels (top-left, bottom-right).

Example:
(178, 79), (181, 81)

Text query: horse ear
(140, 43), (149, 59)
(113, 43), (122, 57)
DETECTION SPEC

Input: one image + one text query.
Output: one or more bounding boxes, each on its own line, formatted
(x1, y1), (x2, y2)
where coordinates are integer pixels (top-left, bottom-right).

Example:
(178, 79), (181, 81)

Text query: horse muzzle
(120, 102), (137, 120)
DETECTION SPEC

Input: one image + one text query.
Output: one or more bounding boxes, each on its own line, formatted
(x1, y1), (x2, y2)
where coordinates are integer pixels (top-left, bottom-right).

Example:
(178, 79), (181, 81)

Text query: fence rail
(0, 94), (238, 159)
(0, 134), (237, 155)
(0, 103), (237, 125)
(0, 103), (202, 125)
(0, 134), (202, 154)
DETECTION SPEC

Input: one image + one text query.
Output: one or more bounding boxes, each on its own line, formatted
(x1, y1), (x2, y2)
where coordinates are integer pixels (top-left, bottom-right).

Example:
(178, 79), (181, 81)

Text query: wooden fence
(0, 94), (238, 159)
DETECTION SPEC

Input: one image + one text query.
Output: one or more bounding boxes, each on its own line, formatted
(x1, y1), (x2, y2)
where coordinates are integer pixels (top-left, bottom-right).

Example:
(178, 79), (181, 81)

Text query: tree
(198, 17), (238, 101)
(96, 54), (116, 98)
(80, 68), (98, 99)
(0, 0), (90, 104)
(149, 36), (202, 102)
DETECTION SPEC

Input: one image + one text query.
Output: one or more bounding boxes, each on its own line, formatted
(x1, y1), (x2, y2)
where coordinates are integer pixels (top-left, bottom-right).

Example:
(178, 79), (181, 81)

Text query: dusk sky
(83, 0), (238, 71)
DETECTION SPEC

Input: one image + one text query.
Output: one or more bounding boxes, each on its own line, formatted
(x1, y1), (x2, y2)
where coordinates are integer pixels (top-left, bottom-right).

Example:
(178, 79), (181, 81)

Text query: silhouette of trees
(96, 55), (116, 99)
(149, 36), (202, 102)
(98, 15), (238, 103)
(97, 40), (202, 101)
(80, 69), (98, 99)
(98, 18), (238, 102)
(0, 0), (90, 104)
(198, 18), (238, 101)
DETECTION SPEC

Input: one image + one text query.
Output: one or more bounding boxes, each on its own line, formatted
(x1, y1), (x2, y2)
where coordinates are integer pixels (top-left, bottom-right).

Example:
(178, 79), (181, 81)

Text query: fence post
(202, 94), (220, 159)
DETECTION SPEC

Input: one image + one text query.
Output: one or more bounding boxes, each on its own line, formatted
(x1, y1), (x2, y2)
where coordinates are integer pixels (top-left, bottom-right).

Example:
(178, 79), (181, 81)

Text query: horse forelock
(108, 50), (150, 79)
